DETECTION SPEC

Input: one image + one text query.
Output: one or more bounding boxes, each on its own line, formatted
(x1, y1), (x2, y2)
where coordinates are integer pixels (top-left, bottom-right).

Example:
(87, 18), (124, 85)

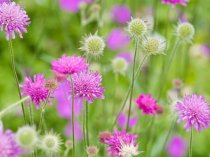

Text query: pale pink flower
(161, 0), (189, 7)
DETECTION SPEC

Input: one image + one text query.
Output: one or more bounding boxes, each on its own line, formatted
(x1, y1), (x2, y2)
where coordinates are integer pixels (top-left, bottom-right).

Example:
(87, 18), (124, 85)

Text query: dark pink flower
(111, 5), (131, 24)
(161, 0), (189, 7)
(117, 112), (138, 129)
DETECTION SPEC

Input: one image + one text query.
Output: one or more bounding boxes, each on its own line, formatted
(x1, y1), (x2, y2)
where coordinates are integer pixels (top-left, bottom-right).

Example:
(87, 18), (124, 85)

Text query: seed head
(176, 22), (195, 43)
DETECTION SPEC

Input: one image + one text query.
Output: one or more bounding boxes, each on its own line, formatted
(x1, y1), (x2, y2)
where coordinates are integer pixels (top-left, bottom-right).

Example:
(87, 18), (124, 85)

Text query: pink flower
(0, 0), (10, 4)
(0, 2), (30, 40)
(65, 121), (83, 141)
(111, 5), (131, 24)
(51, 54), (88, 75)
(107, 28), (130, 50)
(117, 112), (138, 129)
(161, 0), (189, 7)
(20, 74), (49, 109)
(176, 94), (210, 132)
(72, 70), (105, 103)
(135, 93), (158, 116)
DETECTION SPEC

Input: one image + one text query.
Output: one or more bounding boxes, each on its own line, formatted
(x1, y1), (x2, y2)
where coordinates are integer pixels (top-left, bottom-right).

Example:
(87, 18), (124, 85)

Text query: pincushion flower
(103, 130), (140, 157)
(176, 94), (210, 132)
(111, 5), (131, 24)
(51, 54), (88, 75)
(135, 93), (158, 115)
(20, 74), (49, 109)
(0, 2), (30, 40)
(161, 0), (189, 7)
(72, 70), (105, 103)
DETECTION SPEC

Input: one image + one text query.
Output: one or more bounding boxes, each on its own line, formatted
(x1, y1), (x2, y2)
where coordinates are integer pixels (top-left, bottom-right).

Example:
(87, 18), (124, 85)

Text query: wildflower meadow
(0, 0), (210, 157)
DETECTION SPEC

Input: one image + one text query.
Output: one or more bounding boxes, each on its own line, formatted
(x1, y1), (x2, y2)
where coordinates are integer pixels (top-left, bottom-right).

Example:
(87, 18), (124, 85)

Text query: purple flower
(51, 54), (88, 75)
(72, 70), (105, 103)
(0, 2), (30, 40)
(65, 121), (83, 141)
(167, 135), (187, 157)
(135, 93), (158, 116)
(20, 74), (49, 109)
(0, 0), (10, 4)
(117, 113), (138, 129)
(200, 44), (210, 57)
(0, 129), (21, 157)
(161, 0), (189, 7)
(117, 52), (133, 63)
(111, 5), (131, 24)
(176, 94), (210, 132)
(107, 28), (130, 50)
(59, 0), (93, 13)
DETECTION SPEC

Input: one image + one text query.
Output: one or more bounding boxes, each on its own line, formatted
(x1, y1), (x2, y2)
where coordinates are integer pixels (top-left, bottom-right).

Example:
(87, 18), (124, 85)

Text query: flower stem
(126, 40), (139, 130)
(69, 75), (75, 157)
(85, 101), (89, 146)
(9, 40), (27, 124)
(189, 128), (193, 157)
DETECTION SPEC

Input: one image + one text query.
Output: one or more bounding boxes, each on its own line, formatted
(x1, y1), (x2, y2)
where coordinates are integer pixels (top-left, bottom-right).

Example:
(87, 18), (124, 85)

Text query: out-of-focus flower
(117, 112), (138, 129)
(161, 0), (189, 7)
(45, 78), (58, 91)
(0, 2), (30, 40)
(51, 54), (88, 75)
(86, 146), (99, 157)
(72, 70), (105, 103)
(176, 22), (195, 43)
(117, 52), (133, 63)
(176, 94), (210, 132)
(0, 0), (10, 4)
(190, 44), (210, 59)
(99, 131), (112, 144)
(20, 74), (49, 109)
(65, 121), (83, 141)
(135, 93), (158, 116)
(111, 5), (131, 24)
(103, 130), (140, 157)
(112, 57), (129, 75)
(107, 28), (130, 50)
(167, 135), (187, 157)
(65, 140), (73, 150)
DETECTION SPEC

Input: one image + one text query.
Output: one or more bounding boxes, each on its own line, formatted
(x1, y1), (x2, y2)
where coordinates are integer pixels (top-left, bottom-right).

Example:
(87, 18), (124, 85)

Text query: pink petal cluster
(0, 2), (30, 40)
(111, 5), (131, 24)
(117, 112), (138, 129)
(51, 54), (88, 75)
(161, 0), (189, 7)
(0, 0), (10, 4)
(102, 130), (138, 157)
(20, 74), (49, 109)
(0, 129), (21, 157)
(72, 71), (105, 103)
(135, 93), (158, 115)
(176, 94), (210, 132)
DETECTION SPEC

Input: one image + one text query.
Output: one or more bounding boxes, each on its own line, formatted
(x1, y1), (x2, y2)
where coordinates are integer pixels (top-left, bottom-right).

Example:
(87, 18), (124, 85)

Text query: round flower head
(176, 22), (195, 43)
(72, 70), (105, 103)
(103, 130), (140, 157)
(161, 0), (189, 7)
(135, 93), (158, 115)
(20, 74), (49, 109)
(0, 2), (30, 40)
(0, 128), (21, 157)
(86, 146), (99, 157)
(41, 132), (62, 156)
(112, 57), (129, 75)
(176, 94), (210, 132)
(51, 54), (88, 75)
(80, 34), (106, 57)
(111, 5), (131, 24)
(16, 126), (38, 151)
(128, 18), (148, 40)
(0, 0), (10, 4)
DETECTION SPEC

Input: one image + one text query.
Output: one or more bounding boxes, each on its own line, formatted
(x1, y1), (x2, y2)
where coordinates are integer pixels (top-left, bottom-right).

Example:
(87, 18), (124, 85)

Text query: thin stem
(29, 104), (34, 125)
(69, 75), (75, 157)
(189, 128), (193, 157)
(9, 40), (27, 124)
(85, 101), (89, 146)
(126, 40), (139, 130)
(153, 0), (159, 32)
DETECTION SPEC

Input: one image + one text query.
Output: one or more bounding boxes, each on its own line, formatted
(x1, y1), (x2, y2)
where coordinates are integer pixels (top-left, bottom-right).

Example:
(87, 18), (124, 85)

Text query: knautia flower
(0, 127), (21, 157)
(176, 94), (210, 132)
(111, 5), (131, 24)
(167, 135), (187, 157)
(80, 34), (106, 57)
(176, 22), (195, 43)
(41, 132), (62, 156)
(0, 2), (30, 40)
(16, 126), (38, 151)
(112, 57), (129, 75)
(161, 0), (189, 7)
(0, 0), (10, 4)
(72, 70), (105, 103)
(20, 74), (49, 109)
(51, 54), (88, 75)
(135, 93), (158, 116)
(99, 131), (112, 143)
(86, 146), (99, 157)
(103, 130), (140, 157)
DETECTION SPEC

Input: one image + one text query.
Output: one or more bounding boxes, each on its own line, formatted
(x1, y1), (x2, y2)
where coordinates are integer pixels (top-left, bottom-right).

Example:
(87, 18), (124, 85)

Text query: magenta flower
(135, 93), (158, 116)
(107, 28), (130, 50)
(167, 135), (187, 157)
(0, 2), (30, 40)
(72, 70), (105, 103)
(0, 129), (21, 157)
(103, 130), (139, 157)
(117, 52), (133, 63)
(51, 54), (88, 75)
(0, 0), (10, 4)
(176, 94), (210, 132)
(65, 120), (83, 141)
(117, 112), (138, 129)
(161, 0), (189, 7)
(111, 5), (131, 24)
(20, 74), (49, 109)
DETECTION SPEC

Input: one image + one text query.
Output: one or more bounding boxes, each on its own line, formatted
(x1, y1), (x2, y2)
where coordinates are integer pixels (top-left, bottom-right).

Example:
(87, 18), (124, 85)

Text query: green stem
(9, 40), (27, 124)
(189, 128), (193, 157)
(29, 104), (34, 125)
(126, 40), (139, 130)
(85, 101), (89, 146)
